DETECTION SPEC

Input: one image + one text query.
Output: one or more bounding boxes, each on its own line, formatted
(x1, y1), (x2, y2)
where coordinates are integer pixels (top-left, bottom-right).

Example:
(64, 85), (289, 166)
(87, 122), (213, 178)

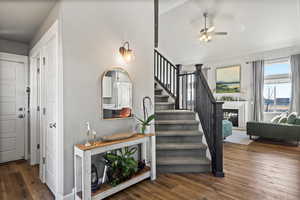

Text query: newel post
(213, 102), (225, 177)
(195, 64), (203, 72)
(175, 64), (182, 109)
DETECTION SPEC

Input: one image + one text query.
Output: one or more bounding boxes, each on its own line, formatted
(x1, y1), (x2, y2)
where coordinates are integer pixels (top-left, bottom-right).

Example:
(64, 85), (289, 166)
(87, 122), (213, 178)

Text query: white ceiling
(159, 0), (189, 15)
(0, 0), (56, 44)
(159, 0), (300, 64)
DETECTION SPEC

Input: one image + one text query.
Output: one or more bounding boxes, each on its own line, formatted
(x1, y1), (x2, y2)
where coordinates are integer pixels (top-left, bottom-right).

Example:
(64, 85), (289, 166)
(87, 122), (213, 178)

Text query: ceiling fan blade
(214, 32), (228, 35)
(207, 26), (215, 33)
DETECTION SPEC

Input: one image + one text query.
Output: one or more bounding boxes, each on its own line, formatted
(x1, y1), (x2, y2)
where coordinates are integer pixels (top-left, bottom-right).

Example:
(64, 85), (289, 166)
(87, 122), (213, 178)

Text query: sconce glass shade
(119, 42), (134, 63)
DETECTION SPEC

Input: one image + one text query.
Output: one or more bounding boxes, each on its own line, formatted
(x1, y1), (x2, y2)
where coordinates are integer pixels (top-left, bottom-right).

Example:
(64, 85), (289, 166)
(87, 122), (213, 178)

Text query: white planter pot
(139, 125), (150, 134)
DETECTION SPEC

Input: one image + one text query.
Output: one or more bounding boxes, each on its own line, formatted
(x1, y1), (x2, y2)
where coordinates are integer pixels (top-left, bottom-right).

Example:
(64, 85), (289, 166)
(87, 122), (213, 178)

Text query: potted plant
(135, 114), (155, 134)
(103, 147), (138, 186)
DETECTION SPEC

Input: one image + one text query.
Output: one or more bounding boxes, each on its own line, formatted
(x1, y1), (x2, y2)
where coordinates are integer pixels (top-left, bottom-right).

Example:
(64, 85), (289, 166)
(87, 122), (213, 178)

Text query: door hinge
(43, 107), (46, 115)
(37, 106), (40, 112)
(42, 157), (46, 164)
(26, 87), (30, 94)
(37, 144), (40, 149)
(42, 57), (46, 66)
(37, 67), (40, 74)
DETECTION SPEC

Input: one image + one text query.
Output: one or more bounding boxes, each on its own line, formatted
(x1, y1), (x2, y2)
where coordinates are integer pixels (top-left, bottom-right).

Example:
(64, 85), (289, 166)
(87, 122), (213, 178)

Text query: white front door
(0, 58), (26, 163)
(43, 35), (58, 195)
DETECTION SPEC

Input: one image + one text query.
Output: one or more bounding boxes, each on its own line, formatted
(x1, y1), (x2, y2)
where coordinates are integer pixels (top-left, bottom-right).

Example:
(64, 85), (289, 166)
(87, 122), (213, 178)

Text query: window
(263, 59), (291, 113)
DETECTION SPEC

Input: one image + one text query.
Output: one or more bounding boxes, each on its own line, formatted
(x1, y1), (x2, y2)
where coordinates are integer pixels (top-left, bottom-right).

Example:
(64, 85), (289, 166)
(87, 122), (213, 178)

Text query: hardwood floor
(1, 141), (299, 200)
(0, 160), (54, 200)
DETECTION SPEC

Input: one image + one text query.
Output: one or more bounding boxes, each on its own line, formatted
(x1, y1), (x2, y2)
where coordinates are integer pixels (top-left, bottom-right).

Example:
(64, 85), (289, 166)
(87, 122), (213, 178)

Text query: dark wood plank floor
(1, 141), (299, 200)
(0, 160), (54, 200)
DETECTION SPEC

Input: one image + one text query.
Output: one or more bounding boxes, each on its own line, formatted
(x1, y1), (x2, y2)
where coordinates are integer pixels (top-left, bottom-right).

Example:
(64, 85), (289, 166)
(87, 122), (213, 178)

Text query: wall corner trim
(61, 189), (74, 200)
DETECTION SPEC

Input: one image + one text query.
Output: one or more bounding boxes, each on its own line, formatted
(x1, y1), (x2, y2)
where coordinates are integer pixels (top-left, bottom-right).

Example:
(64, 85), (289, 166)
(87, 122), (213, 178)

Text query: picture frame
(216, 65), (241, 93)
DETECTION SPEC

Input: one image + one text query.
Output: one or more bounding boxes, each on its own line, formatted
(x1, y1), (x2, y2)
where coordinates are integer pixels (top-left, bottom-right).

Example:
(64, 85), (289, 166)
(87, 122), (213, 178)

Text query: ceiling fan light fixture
(207, 26), (215, 33)
(198, 12), (227, 43)
(200, 34), (206, 41)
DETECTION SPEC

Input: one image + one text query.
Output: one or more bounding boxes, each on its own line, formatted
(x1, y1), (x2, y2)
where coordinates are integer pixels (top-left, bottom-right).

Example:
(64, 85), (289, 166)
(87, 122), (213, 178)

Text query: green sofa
(247, 121), (300, 142)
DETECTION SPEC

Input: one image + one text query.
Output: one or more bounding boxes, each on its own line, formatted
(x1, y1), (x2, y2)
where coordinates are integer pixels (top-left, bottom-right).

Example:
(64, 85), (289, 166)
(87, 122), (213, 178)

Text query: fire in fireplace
(223, 109), (239, 127)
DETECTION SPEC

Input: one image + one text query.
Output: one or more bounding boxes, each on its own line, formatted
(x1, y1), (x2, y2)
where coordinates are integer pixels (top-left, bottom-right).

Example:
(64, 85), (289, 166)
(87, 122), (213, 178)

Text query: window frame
(263, 58), (291, 113)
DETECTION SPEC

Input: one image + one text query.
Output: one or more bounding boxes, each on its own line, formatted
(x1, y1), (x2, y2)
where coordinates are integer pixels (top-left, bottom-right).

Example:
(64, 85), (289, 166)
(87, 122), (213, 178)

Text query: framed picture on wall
(216, 65), (241, 93)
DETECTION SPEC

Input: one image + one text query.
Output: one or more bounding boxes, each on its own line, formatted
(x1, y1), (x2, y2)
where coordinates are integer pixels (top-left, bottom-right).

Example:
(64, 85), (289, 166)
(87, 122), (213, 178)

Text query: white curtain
(289, 54), (300, 113)
(252, 60), (265, 121)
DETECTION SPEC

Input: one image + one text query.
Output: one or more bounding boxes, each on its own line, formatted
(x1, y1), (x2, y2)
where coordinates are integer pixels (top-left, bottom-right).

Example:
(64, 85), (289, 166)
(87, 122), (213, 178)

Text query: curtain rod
(245, 56), (289, 64)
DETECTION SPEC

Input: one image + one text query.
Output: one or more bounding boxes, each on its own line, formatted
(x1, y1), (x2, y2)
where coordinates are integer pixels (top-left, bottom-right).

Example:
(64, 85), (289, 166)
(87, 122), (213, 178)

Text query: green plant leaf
(145, 114), (155, 124)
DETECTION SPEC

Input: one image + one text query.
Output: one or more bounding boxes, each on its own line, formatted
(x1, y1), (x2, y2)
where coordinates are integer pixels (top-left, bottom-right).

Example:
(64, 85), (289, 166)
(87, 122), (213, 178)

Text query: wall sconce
(119, 41), (134, 63)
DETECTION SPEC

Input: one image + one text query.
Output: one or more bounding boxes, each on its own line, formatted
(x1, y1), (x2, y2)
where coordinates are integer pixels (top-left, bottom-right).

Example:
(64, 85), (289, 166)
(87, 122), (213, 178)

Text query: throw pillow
(270, 115), (281, 124)
(287, 112), (298, 124)
(278, 116), (288, 124)
(294, 117), (300, 125)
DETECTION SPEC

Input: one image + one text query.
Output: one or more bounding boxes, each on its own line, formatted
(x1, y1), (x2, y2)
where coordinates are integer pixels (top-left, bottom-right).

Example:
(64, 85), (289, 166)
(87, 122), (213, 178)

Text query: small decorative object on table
(91, 164), (100, 192)
(134, 96), (155, 134)
(85, 122), (92, 147)
(138, 160), (146, 170)
(135, 114), (155, 134)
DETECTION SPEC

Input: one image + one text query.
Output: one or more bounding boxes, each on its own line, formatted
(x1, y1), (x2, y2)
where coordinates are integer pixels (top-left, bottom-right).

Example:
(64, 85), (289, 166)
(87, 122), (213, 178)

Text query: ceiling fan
(199, 13), (228, 42)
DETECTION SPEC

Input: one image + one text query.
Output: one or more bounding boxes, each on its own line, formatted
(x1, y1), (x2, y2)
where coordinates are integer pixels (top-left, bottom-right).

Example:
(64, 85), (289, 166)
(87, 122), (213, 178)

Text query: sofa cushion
(223, 120), (232, 138)
(270, 115), (281, 124)
(287, 112), (298, 124)
(295, 117), (300, 125)
(278, 116), (288, 124)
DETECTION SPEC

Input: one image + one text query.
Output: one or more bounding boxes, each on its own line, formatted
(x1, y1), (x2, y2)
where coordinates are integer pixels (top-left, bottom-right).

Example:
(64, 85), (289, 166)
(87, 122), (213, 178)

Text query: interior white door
(0, 59), (26, 163)
(43, 35), (58, 195)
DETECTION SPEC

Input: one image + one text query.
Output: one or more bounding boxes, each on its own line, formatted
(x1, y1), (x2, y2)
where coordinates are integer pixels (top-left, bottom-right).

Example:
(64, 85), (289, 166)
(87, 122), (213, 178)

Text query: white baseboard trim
(55, 189), (74, 200)
(63, 189), (75, 200)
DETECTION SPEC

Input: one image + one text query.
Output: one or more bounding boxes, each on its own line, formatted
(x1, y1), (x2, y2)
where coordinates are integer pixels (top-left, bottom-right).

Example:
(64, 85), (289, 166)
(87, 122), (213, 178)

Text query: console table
(74, 133), (156, 200)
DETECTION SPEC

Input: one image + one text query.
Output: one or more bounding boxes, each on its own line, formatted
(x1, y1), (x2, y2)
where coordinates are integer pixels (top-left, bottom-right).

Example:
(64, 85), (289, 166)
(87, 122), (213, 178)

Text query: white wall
(60, 0), (154, 195)
(0, 38), (28, 55)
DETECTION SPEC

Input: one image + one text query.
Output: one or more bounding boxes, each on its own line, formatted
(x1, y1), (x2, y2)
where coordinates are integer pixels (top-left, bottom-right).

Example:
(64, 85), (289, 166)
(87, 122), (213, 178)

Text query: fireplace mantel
(222, 101), (248, 129)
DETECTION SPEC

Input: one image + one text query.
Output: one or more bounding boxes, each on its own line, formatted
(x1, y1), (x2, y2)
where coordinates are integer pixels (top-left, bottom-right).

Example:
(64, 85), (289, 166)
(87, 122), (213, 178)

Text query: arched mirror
(101, 68), (133, 119)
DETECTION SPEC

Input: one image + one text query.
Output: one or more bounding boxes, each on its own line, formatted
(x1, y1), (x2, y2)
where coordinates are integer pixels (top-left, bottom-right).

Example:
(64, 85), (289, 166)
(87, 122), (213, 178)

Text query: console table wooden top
(75, 133), (155, 151)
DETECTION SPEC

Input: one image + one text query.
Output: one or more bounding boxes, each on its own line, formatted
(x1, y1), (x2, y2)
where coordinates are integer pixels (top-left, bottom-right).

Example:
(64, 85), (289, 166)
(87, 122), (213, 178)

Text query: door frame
(0, 52), (29, 161)
(29, 20), (64, 199)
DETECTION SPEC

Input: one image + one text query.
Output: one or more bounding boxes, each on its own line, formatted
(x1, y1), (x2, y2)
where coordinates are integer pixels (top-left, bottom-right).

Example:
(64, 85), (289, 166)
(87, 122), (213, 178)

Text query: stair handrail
(154, 49), (180, 108)
(194, 64), (224, 177)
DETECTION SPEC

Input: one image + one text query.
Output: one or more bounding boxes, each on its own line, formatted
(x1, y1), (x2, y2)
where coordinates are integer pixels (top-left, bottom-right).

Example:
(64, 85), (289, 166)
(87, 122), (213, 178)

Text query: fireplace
(223, 109), (239, 127)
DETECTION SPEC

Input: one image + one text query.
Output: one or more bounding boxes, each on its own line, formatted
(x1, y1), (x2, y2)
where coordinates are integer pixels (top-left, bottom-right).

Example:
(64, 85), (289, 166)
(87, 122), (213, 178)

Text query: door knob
(18, 114), (25, 119)
(49, 122), (56, 128)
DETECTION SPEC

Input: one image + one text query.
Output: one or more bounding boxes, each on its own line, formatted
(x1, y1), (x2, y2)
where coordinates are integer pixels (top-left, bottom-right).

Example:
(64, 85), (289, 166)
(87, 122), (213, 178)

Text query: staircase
(155, 83), (211, 173)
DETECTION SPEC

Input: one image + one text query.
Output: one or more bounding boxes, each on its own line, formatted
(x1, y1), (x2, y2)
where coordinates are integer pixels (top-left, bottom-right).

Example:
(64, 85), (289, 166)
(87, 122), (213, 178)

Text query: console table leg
(150, 135), (156, 180)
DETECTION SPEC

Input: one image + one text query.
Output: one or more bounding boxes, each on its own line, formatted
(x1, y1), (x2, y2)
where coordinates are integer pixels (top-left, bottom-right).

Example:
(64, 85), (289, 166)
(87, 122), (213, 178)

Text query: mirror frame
(100, 67), (133, 120)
